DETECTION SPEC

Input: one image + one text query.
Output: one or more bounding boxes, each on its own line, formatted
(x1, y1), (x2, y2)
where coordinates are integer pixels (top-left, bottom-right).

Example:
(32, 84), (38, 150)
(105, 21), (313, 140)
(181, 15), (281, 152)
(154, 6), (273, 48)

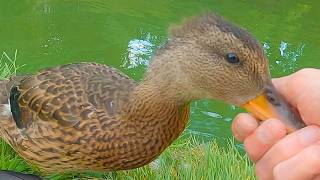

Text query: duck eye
(226, 53), (240, 64)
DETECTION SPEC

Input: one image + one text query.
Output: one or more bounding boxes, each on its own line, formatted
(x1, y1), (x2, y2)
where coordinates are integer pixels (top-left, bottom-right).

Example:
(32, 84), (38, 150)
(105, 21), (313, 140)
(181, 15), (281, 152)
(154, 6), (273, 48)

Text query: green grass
(0, 50), (24, 79)
(0, 50), (255, 180)
(1, 137), (255, 180)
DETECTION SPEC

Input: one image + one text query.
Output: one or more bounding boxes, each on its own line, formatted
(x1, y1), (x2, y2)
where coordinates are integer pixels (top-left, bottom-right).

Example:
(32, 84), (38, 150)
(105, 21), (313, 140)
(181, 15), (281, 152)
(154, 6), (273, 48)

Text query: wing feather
(12, 63), (136, 129)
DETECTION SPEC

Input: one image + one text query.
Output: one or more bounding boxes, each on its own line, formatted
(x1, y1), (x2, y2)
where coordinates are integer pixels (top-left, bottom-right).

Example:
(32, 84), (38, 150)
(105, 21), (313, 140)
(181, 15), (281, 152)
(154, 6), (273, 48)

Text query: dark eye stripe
(226, 53), (240, 64)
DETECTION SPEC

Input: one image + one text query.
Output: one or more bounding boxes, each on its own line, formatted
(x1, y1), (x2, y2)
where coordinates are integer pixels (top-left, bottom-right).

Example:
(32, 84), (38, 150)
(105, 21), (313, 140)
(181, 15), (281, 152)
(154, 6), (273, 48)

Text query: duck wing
(11, 62), (136, 129)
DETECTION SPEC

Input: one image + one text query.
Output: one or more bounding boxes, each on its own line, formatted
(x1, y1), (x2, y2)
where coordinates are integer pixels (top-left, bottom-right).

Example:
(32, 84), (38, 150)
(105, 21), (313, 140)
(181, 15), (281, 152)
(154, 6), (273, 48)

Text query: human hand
(232, 68), (320, 180)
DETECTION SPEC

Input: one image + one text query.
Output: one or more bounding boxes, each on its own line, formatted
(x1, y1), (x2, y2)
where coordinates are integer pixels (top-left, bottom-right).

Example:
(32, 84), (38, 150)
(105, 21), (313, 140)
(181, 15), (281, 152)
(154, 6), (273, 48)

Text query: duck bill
(241, 83), (306, 133)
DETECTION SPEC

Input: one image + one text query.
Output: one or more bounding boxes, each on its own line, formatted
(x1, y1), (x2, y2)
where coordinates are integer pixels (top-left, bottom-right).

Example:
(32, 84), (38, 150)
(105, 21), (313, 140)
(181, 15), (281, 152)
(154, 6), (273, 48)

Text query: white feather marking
(0, 104), (11, 117)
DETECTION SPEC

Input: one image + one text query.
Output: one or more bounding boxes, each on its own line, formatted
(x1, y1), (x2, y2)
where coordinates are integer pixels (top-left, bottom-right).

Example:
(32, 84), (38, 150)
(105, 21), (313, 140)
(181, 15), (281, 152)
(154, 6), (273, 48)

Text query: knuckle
(306, 145), (320, 163)
(255, 162), (267, 179)
(274, 142), (288, 158)
(273, 163), (284, 180)
(243, 138), (261, 162)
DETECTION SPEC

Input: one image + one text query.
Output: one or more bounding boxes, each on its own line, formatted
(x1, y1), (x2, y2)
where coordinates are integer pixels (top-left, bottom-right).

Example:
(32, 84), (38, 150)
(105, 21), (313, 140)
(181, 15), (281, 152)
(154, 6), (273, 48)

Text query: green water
(0, 0), (319, 142)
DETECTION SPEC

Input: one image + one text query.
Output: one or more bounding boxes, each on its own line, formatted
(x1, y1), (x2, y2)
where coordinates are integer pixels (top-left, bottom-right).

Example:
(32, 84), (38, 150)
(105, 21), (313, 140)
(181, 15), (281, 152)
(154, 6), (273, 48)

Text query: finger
(273, 144), (320, 180)
(243, 119), (286, 162)
(272, 68), (320, 125)
(255, 126), (320, 180)
(232, 113), (259, 142)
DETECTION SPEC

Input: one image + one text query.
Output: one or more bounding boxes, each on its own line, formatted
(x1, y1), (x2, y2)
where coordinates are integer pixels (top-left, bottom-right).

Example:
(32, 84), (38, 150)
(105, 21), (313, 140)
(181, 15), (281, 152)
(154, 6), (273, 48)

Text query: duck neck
(113, 47), (196, 169)
(121, 80), (191, 163)
(125, 80), (191, 135)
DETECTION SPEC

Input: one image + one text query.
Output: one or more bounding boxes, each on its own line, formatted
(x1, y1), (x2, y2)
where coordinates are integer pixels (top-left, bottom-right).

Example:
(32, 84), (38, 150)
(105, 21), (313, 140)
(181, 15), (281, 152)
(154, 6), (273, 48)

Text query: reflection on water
(201, 108), (234, 122)
(34, 1), (52, 14)
(276, 42), (305, 72)
(202, 111), (223, 119)
(262, 42), (271, 56)
(189, 100), (243, 141)
(122, 32), (158, 69)
(40, 33), (63, 55)
(264, 41), (306, 73)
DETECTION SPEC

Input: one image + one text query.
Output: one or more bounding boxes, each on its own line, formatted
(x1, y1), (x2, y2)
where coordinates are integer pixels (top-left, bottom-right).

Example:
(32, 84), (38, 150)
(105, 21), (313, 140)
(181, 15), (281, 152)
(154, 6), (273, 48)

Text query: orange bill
(241, 83), (306, 133)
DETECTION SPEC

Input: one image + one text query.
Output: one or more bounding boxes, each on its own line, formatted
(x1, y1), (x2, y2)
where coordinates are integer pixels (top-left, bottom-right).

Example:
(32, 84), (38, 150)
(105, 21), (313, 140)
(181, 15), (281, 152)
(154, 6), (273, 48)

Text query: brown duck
(0, 13), (305, 173)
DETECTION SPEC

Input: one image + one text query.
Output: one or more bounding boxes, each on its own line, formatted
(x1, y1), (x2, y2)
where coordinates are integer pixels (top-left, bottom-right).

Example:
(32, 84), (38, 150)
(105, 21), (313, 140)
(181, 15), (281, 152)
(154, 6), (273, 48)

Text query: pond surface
(0, 0), (319, 144)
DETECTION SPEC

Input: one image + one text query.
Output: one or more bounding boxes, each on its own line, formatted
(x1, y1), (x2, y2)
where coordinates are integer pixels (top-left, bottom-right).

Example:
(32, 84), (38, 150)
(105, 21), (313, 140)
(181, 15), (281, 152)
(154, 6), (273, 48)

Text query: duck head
(145, 13), (305, 132)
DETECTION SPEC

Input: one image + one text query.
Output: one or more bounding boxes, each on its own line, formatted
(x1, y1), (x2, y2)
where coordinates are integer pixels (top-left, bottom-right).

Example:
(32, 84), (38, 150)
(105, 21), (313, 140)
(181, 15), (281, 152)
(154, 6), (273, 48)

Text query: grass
(0, 50), (256, 180)
(0, 50), (24, 79)
(1, 137), (255, 180)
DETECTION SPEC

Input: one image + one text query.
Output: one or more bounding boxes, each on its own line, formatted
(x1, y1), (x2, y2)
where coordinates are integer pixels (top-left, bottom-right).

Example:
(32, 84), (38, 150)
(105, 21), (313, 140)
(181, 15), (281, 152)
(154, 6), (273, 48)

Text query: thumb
(272, 68), (320, 125)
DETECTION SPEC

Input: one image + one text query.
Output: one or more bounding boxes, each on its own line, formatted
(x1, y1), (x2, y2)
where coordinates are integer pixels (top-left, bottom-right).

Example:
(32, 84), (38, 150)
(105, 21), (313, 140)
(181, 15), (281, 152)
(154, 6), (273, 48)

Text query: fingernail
(298, 126), (320, 146)
(237, 114), (258, 136)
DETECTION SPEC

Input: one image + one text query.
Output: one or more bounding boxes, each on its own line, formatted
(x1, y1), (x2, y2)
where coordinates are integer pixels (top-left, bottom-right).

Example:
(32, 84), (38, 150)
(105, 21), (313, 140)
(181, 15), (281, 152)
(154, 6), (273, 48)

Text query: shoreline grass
(0, 50), (255, 179)
(1, 137), (255, 180)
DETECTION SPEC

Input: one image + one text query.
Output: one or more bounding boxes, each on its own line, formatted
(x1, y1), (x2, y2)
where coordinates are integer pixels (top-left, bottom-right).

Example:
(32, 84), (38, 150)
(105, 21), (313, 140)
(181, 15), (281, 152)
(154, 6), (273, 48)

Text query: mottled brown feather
(17, 63), (135, 128)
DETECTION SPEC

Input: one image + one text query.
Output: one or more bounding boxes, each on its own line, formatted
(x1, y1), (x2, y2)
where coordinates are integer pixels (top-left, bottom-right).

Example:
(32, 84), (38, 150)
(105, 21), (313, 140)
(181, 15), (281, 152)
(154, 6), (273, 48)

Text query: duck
(0, 13), (306, 174)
